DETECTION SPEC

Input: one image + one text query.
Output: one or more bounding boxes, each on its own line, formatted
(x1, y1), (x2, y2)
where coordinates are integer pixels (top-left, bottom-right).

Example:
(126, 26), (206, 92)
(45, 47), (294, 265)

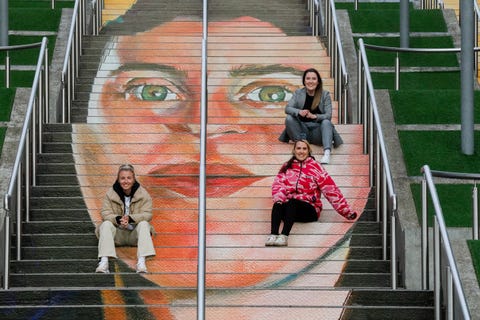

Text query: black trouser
(270, 199), (318, 236)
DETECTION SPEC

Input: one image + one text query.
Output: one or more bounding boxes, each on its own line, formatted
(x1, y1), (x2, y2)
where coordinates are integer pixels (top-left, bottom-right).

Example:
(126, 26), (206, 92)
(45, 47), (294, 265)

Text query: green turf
(467, 240), (480, 287)
(390, 90), (480, 124)
(9, 8), (62, 31)
(411, 183), (475, 227)
(335, 2), (404, 10)
(0, 88), (16, 121)
(10, 0), (74, 9)
(371, 71), (460, 90)
(346, 9), (446, 33)
(355, 36), (458, 67)
(399, 130), (480, 176)
(0, 35), (56, 65)
(0, 71), (36, 87)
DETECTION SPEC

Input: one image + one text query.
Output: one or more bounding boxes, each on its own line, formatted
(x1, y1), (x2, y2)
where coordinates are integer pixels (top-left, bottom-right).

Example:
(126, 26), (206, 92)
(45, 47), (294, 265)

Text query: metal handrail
(357, 38), (398, 289)
(362, 43), (479, 90)
(421, 0), (445, 9)
(0, 42), (45, 88)
(308, 0), (350, 124)
(60, 0), (103, 123)
(421, 165), (471, 320)
(2, 37), (49, 290)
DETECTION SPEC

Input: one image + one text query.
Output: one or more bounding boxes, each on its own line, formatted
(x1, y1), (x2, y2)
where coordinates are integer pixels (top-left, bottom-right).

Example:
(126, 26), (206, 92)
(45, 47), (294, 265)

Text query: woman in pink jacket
(265, 140), (357, 246)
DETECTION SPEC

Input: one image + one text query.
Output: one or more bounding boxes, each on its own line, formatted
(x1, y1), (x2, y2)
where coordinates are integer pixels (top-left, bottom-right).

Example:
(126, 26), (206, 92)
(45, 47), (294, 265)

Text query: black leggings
(270, 199), (318, 236)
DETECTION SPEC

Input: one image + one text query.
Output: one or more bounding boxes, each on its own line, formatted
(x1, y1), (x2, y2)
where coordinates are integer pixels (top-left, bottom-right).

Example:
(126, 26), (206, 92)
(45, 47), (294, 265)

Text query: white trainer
(274, 234), (288, 246)
(95, 260), (109, 273)
(136, 260), (148, 273)
(320, 154), (330, 164)
(265, 234), (278, 246)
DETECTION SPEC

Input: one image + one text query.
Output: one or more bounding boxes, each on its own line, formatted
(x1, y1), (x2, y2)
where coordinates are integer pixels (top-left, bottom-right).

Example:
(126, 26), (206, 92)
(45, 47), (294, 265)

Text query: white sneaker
(320, 154), (330, 164)
(265, 234), (278, 246)
(136, 260), (148, 273)
(95, 260), (109, 273)
(274, 234), (288, 246)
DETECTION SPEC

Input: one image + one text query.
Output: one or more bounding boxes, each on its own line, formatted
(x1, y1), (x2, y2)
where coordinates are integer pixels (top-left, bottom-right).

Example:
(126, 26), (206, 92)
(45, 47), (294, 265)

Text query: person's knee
(136, 220), (151, 233)
(99, 220), (114, 232)
(285, 114), (296, 126)
(320, 119), (333, 129)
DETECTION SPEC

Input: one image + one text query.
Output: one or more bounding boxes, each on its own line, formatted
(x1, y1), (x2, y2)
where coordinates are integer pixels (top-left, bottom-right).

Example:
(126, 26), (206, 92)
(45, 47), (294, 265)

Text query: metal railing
(308, 0), (350, 124)
(61, 0), (103, 123)
(421, 0), (445, 9)
(1, 0), (102, 289)
(421, 165), (471, 320)
(361, 43), (479, 91)
(0, 42), (46, 89)
(357, 38), (398, 289)
(2, 37), (49, 290)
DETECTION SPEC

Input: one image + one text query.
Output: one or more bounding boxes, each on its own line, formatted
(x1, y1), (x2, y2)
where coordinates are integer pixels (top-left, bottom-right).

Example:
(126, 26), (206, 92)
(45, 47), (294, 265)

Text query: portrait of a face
(72, 10), (369, 319)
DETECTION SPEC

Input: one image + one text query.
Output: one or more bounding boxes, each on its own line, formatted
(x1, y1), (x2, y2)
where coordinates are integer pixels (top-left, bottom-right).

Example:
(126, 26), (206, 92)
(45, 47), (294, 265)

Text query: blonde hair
(117, 164), (135, 179)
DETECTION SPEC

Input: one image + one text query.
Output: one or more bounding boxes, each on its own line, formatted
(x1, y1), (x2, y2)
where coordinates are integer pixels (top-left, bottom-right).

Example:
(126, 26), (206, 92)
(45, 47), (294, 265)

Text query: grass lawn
(0, 71), (36, 88)
(9, 8), (62, 31)
(10, 0), (75, 9)
(344, 9), (446, 33)
(355, 36), (458, 67)
(467, 240), (480, 287)
(390, 90), (480, 124)
(0, 35), (57, 65)
(399, 130), (480, 176)
(411, 183), (476, 227)
(372, 71), (460, 90)
(0, 88), (15, 121)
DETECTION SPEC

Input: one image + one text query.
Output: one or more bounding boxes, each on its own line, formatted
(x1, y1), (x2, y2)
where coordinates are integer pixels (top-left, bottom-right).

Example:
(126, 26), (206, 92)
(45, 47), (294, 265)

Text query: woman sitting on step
(265, 140), (357, 247)
(278, 68), (343, 164)
(95, 164), (156, 273)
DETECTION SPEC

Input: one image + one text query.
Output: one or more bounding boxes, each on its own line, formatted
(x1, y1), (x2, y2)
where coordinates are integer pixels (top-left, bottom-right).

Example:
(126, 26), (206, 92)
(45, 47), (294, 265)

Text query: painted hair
(302, 68), (323, 112)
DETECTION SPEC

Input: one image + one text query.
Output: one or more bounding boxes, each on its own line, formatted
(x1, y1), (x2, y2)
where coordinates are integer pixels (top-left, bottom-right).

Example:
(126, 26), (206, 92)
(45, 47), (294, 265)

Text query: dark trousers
(271, 199), (318, 236)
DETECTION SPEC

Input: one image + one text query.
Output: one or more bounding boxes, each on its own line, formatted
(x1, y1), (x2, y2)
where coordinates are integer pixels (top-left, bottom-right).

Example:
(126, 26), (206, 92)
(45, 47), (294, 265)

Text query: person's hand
(298, 110), (309, 117)
(119, 215), (130, 228)
(346, 211), (357, 220)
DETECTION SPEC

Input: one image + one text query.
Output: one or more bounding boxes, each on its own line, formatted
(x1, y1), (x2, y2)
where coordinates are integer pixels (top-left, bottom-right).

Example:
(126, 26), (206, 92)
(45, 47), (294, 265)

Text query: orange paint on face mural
(73, 14), (369, 317)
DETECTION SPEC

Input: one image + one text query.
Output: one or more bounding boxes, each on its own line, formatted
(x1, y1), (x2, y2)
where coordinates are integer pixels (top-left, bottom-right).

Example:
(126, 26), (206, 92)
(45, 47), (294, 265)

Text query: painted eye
(128, 85), (179, 101)
(244, 86), (293, 102)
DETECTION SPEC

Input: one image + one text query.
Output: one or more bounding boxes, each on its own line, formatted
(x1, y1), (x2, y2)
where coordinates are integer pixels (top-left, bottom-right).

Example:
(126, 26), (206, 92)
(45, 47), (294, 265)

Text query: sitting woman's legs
(306, 120), (334, 149)
(131, 220), (156, 258)
(280, 199), (318, 236)
(97, 220), (118, 258)
(285, 114), (307, 141)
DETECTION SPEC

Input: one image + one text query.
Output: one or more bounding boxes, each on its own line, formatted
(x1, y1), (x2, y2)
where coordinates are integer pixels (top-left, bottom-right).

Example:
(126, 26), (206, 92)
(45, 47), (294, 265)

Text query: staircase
(0, 1), (434, 319)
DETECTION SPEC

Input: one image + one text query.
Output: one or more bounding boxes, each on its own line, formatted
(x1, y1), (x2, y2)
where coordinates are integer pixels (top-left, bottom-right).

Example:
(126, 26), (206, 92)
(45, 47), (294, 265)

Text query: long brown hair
(302, 68), (323, 111)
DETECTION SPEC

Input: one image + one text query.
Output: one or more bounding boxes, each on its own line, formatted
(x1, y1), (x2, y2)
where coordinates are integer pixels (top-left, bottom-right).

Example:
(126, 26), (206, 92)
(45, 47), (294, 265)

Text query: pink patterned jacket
(271, 156), (354, 218)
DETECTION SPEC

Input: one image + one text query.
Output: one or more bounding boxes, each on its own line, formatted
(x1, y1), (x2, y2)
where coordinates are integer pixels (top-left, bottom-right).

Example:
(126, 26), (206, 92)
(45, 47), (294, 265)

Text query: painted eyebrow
(111, 63), (188, 79)
(229, 64), (303, 77)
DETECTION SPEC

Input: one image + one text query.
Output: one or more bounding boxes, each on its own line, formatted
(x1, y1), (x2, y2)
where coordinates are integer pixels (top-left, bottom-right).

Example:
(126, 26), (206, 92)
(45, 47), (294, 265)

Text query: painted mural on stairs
(71, 1), (370, 319)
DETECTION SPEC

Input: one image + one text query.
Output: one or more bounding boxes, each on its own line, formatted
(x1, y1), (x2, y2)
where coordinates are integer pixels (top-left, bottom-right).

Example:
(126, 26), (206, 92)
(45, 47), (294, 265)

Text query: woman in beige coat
(95, 164), (156, 273)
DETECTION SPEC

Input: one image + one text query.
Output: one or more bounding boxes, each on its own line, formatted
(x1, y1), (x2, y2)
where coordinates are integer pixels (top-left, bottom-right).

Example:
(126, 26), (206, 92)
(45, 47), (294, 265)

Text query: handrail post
(421, 177), (429, 290)
(434, 218), (441, 319)
(473, 184), (478, 240)
(395, 53), (400, 90)
(5, 52), (9, 88)
(3, 194), (11, 289)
